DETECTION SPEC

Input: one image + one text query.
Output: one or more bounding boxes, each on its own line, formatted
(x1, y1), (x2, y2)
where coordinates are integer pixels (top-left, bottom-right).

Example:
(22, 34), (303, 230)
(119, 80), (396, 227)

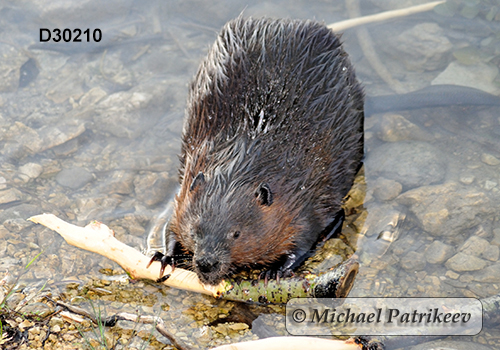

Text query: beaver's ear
(190, 171), (205, 191)
(255, 182), (273, 206)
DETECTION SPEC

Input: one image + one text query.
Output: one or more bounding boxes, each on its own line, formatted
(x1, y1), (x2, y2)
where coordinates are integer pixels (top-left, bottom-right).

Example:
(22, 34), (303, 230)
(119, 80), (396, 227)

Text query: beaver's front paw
(146, 251), (177, 282)
(259, 265), (295, 285)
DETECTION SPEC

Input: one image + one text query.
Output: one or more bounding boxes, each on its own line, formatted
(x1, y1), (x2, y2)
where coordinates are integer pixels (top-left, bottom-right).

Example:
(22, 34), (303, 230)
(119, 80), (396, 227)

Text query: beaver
(148, 16), (364, 286)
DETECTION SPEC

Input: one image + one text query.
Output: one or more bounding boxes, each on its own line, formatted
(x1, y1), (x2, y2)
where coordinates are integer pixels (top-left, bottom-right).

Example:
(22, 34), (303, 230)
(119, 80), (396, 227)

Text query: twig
(55, 300), (191, 350)
(328, 1), (445, 32)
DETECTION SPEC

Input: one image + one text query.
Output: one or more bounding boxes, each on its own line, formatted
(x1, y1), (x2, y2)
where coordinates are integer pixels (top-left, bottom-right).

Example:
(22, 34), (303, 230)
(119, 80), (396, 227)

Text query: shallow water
(0, 0), (499, 349)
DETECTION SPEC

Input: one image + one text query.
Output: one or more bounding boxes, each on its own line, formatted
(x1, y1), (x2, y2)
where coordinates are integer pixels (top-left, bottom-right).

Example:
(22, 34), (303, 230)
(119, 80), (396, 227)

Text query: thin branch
(328, 1), (445, 32)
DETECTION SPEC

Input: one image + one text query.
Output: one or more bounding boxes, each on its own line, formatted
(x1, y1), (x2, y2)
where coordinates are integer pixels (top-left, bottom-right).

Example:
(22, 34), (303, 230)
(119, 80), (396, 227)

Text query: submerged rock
(0, 43), (29, 92)
(56, 167), (94, 189)
(376, 113), (432, 142)
(445, 252), (487, 272)
(432, 61), (499, 95)
(397, 182), (496, 236)
(387, 23), (452, 71)
(366, 141), (446, 189)
(424, 240), (454, 264)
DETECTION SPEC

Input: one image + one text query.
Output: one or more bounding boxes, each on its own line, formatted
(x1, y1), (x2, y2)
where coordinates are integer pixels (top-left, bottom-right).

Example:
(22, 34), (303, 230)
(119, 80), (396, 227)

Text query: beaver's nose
(195, 256), (221, 274)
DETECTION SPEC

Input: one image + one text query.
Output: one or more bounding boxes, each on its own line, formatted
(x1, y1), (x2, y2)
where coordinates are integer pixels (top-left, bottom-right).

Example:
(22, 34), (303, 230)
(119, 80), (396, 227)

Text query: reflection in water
(0, 0), (499, 348)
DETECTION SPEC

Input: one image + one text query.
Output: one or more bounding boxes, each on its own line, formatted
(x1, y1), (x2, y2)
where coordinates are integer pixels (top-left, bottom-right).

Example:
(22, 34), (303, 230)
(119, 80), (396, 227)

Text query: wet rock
(19, 58), (39, 87)
(106, 170), (135, 195)
(388, 23), (452, 71)
(3, 218), (32, 232)
(453, 46), (483, 65)
(45, 67), (86, 104)
(372, 178), (402, 201)
(492, 228), (500, 246)
(445, 252), (487, 272)
(445, 270), (459, 279)
(459, 236), (489, 257)
(472, 263), (500, 283)
(0, 204), (40, 223)
(112, 214), (147, 237)
(31, 50), (68, 73)
(21, 302), (54, 318)
(481, 153), (500, 166)
(482, 245), (499, 262)
(40, 160), (61, 178)
(94, 90), (153, 138)
(18, 163), (43, 182)
(90, 51), (134, 89)
(1, 122), (43, 159)
(401, 251), (426, 271)
(49, 317), (64, 327)
(432, 61), (500, 95)
(56, 167), (94, 189)
(0, 188), (25, 204)
(366, 141), (446, 189)
(0, 225), (9, 240)
(51, 139), (79, 157)
(76, 197), (119, 223)
(484, 180), (498, 190)
(6, 293), (25, 309)
(37, 121), (86, 152)
(93, 80), (178, 139)
(79, 87), (108, 107)
(0, 43), (29, 92)
(377, 113), (432, 142)
(36, 229), (61, 254)
(424, 240), (454, 264)
(0, 257), (22, 271)
(397, 183), (495, 236)
(134, 172), (175, 207)
(459, 173), (475, 185)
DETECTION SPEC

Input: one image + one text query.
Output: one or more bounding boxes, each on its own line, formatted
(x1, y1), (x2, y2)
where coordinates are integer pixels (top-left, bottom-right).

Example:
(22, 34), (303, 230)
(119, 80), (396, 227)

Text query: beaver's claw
(259, 267), (294, 285)
(146, 251), (175, 282)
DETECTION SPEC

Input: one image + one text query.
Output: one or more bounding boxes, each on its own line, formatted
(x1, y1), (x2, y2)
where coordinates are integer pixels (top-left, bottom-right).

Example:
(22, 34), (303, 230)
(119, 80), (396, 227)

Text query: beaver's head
(172, 164), (299, 285)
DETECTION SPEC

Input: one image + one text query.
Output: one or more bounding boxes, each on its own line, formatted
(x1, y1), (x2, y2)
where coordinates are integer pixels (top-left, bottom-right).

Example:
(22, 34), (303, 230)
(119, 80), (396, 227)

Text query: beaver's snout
(194, 254), (226, 285)
(196, 256), (221, 274)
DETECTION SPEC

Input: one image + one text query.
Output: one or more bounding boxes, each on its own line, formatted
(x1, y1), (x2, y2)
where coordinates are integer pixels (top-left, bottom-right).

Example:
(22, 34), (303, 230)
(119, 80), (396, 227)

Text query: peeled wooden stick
(328, 1), (445, 32)
(28, 213), (220, 296)
(211, 337), (363, 350)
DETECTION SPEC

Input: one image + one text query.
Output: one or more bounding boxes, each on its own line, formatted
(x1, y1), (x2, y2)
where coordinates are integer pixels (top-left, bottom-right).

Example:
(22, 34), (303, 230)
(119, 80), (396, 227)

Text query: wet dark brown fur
(168, 17), (364, 285)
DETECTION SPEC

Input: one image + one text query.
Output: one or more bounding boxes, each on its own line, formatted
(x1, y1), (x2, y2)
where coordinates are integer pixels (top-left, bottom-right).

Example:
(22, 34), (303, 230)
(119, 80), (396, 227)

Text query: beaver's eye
(233, 231), (240, 239)
(255, 182), (273, 206)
